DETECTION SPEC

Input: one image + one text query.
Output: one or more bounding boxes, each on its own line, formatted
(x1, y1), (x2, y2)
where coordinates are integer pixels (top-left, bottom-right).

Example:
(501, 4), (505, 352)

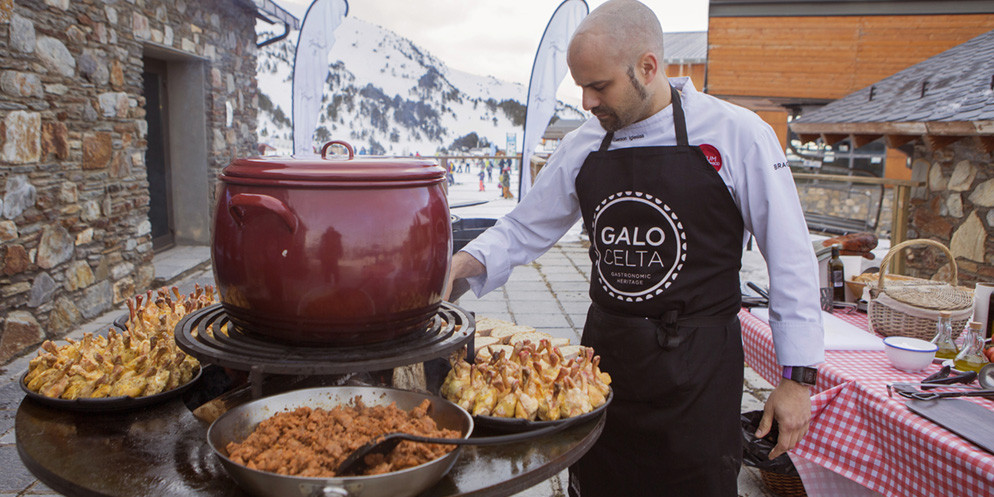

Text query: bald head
(569, 0), (664, 65)
(567, 0), (670, 130)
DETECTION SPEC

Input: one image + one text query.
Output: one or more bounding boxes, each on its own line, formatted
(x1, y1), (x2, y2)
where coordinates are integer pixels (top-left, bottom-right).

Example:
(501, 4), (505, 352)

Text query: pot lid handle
(320, 140), (355, 160)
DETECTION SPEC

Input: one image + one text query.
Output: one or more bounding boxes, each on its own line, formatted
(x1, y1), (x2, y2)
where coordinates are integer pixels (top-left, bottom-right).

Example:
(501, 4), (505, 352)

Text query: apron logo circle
(699, 144), (722, 171)
(591, 191), (686, 302)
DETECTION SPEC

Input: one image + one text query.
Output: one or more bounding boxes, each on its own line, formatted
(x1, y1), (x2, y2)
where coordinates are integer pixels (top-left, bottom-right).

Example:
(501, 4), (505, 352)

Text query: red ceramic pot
(211, 141), (451, 345)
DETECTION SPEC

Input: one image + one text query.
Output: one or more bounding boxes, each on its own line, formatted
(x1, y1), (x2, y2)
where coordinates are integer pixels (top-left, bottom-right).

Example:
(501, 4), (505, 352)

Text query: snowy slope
(256, 17), (586, 155)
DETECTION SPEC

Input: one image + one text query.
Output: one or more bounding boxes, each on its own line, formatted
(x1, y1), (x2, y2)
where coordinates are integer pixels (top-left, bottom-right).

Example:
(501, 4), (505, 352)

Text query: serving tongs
(336, 412), (587, 476)
(919, 365), (977, 390)
(887, 381), (994, 401)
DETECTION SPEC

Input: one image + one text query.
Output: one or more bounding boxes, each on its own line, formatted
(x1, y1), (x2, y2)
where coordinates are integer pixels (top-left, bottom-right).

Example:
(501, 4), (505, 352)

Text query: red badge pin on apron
(699, 144), (723, 171)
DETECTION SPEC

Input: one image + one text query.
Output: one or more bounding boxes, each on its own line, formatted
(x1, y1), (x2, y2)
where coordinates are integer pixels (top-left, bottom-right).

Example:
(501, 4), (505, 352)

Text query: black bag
(740, 410), (800, 476)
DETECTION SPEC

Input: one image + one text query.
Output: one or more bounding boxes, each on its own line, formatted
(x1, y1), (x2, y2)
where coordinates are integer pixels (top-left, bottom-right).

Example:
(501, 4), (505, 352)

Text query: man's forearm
(445, 251), (486, 301)
(451, 251), (485, 280)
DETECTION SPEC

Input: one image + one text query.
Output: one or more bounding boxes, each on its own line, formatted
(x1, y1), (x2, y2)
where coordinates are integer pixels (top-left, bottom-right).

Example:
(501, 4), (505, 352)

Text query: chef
(445, 1), (824, 495)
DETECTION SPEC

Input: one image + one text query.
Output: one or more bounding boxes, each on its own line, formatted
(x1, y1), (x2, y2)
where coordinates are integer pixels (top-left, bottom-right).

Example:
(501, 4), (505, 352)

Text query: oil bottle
(931, 310), (959, 360)
(953, 321), (989, 372)
(828, 244), (845, 302)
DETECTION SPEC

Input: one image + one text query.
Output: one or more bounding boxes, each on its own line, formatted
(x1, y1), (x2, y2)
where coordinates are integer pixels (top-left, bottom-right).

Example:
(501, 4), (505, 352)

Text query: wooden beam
(890, 185), (913, 274)
(791, 121), (994, 137)
(977, 135), (994, 155)
(871, 122), (930, 136)
(852, 134), (882, 148)
(796, 133), (820, 144)
(884, 134), (918, 148)
(791, 121), (928, 136)
(822, 133), (848, 146)
(922, 135), (965, 152)
(925, 121), (981, 135)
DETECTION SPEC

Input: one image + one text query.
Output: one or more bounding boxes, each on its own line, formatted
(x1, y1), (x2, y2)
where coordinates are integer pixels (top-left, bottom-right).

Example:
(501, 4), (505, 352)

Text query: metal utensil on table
(978, 363), (994, 389)
(888, 382), (994, 401)
(905, 389), (994, 401)
(832, 302), (858, 313)
(920, 368), (977, 390)
(746, 282), (769, 301)
(336, 414), (585, 476)
(742, 282), (769, 308)
(922, 364), (952, 383)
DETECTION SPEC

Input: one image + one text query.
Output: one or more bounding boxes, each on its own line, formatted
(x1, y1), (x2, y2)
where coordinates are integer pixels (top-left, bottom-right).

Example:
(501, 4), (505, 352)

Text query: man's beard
(592, 66), (650, 132)
(626, 66), (649, 101)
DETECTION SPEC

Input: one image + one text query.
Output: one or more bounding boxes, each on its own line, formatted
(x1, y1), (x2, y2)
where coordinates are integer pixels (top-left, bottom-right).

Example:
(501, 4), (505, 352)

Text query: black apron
(569, 87), (746, 497)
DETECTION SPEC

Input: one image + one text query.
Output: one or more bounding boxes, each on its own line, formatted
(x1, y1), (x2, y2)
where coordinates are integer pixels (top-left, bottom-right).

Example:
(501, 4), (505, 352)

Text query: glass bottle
(987, 292), (994, 340)
(828, 245), (845, 302)
(953, 322), (989, 372)
(931, 311), (958, 360)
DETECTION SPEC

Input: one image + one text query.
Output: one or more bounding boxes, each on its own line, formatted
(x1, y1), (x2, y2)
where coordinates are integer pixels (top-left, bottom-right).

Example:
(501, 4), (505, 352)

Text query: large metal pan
(207, 386), (473, 497)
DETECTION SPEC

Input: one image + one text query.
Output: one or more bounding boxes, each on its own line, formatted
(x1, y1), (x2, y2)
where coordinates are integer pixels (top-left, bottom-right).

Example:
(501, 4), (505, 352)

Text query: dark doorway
(143, 59), (174, 250)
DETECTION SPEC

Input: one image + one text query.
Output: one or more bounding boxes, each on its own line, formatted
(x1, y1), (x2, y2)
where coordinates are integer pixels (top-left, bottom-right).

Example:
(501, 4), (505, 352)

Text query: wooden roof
(710, 0), (994, 17)
(790, 29), (994, 153)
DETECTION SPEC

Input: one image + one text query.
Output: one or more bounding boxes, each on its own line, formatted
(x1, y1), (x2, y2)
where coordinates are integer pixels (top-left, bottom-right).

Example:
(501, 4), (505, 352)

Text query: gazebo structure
(790, 30), (994, 284)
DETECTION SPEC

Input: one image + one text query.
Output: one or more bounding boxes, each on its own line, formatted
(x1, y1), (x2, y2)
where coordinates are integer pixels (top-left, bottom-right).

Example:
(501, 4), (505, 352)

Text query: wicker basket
(760, 469), (807, 497)
(867, 239), (973, 340)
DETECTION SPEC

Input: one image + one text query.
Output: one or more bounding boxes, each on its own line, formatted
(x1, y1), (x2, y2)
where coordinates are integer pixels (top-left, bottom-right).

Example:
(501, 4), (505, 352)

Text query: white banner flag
(519, 0), (588, 199)
(292, 0), (349, 156)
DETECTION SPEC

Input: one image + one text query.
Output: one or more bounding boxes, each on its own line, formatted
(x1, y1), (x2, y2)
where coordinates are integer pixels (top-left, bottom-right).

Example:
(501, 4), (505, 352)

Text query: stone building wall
(0, 0), (260, 363)
(904, 140), (994, 285)
(795, 182), (895, 236)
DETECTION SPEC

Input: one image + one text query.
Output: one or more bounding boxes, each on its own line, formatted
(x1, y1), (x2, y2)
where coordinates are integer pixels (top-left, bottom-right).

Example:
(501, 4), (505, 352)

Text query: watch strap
(783, 366), (818, 386)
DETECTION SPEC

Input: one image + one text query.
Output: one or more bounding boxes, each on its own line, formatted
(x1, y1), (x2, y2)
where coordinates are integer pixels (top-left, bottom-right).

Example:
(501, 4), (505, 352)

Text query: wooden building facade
(705, 0), (994, 179)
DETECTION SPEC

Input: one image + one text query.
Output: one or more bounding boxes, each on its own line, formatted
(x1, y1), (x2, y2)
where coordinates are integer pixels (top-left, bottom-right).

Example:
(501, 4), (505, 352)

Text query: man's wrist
(782, 365), (818, 387)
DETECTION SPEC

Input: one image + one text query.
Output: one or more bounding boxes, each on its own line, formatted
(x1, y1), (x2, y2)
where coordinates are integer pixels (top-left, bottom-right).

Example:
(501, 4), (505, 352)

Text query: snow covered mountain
(256, 17), (586, 156)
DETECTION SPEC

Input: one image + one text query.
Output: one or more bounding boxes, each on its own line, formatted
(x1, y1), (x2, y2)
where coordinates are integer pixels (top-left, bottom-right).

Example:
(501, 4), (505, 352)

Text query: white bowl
(883, 336), (938, 372)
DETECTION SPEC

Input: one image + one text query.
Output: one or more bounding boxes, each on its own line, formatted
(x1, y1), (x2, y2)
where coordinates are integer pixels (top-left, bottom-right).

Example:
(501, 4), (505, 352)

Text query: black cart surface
(16, 395), (603, 497)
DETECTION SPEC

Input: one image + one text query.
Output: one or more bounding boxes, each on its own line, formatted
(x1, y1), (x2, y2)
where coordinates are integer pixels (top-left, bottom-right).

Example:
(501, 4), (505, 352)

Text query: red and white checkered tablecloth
(739, 308), (994, 497)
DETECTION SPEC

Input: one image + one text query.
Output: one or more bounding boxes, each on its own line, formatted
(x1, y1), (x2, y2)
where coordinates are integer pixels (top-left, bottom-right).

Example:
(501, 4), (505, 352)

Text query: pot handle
(320, 140), (356, 160)
(229, 193), (298, 233)
(298, 482), (358, 496)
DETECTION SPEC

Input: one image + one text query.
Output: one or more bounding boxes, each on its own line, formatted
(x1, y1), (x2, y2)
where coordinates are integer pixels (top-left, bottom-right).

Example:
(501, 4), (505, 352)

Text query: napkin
(750, 308), (884, 351)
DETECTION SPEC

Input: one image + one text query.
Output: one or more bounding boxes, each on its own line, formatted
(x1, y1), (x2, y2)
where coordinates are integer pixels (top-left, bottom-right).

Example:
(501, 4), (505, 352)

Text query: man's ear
(638, 51), (660, 84)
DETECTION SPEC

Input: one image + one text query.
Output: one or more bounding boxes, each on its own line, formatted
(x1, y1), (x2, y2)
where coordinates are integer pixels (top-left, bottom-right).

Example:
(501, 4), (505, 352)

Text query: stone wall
(796, 182), (895, 236)
(0, 0), (260, 363)
(904, 140), (993, 285)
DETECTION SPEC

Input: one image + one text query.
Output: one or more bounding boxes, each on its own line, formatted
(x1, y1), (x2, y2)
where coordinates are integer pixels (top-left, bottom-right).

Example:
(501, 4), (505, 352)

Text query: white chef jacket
(462, 77), (824, 367)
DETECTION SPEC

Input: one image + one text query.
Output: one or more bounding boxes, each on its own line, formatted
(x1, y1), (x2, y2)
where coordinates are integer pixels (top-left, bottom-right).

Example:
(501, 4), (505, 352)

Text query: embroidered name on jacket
(612, 133), (645, 143)
(592, 191), (686, 302)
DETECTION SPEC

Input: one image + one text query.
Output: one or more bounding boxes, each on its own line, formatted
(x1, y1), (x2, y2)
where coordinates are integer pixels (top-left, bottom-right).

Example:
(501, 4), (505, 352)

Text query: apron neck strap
(670, 85), (689, 149)
(599, 131), (614, 152)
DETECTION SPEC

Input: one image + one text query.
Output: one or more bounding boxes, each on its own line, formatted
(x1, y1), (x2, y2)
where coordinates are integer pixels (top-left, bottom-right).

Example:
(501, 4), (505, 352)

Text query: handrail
(792, 173), (922, 187)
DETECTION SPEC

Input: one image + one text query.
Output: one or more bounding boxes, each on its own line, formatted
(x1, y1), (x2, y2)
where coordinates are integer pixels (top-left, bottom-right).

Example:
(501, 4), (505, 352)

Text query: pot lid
(222, 140), (444, 184)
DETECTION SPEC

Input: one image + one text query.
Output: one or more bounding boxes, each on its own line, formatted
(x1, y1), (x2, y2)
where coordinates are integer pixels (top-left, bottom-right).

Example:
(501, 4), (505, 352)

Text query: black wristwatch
(782, 366), (818, 386)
